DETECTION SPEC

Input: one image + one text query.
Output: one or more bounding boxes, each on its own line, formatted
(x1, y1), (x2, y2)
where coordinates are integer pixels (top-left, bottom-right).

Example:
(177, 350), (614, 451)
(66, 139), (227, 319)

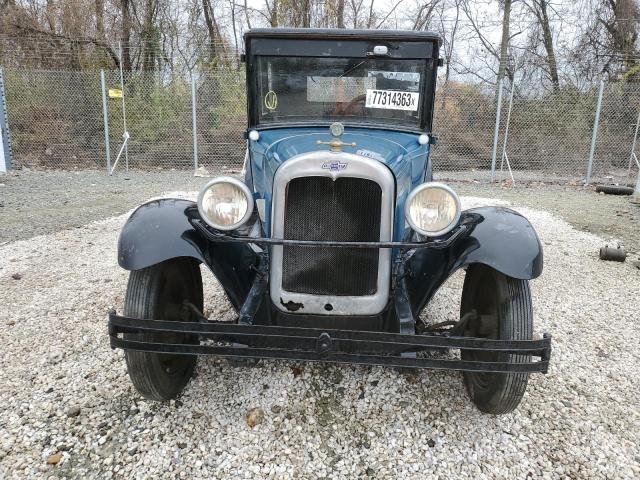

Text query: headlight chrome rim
(404, 182), (461, 237)
(197, 176), (254, 231)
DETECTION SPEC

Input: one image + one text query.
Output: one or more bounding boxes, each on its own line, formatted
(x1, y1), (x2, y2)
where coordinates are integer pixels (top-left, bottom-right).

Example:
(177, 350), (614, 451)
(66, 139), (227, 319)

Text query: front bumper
(108, 313), (551, 373)
(110, 217), (551, 374)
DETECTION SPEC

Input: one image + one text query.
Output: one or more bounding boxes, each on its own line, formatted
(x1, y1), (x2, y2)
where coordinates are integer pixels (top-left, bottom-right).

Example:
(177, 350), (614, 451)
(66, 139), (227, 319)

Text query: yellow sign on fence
(108, 88), (123, 99)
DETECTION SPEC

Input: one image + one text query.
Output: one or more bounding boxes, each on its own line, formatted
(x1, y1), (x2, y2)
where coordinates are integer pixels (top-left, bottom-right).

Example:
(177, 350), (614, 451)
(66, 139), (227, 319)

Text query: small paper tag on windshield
(365, 89), (419, 111)
(307, 77), (375, 103)
(367, 71), (421, 83)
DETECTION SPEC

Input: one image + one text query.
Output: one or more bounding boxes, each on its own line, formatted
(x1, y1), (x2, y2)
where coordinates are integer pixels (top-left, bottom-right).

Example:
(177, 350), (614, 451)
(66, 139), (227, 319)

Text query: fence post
(100, 70), (111, 174)
(191, 72), (199, 172)
(627, 109), (640, 177)
(0, 67), (13, 173)
(490, 80), (504, 182)
(633, 170), (640, 204)
(118, 41), (129, 172)
(499, 82), (516, 185)
(586, 80), (605, 184)
(0, 111), (4, 173)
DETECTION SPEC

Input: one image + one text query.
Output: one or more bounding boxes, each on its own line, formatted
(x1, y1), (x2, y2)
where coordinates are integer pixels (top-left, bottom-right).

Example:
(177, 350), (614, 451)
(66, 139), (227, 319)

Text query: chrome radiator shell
(270, 151), (394, 315)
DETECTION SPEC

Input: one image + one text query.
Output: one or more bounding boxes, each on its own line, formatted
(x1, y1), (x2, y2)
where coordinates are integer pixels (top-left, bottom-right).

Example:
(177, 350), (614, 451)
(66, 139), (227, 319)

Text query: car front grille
(282, 176), (382, 296)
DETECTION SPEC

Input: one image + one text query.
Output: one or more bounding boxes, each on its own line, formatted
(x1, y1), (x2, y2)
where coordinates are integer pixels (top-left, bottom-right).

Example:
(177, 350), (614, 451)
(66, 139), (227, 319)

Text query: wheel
(460, 264), (533, 414)
(123, 258), (203, 401)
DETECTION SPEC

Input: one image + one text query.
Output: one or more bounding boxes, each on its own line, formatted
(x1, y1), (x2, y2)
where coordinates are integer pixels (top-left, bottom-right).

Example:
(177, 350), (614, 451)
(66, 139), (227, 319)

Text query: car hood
(248, 127), (431, 238)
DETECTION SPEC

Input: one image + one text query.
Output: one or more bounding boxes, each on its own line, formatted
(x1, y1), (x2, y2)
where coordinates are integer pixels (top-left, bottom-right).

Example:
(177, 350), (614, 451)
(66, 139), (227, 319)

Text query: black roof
(244, 28), (442, 44)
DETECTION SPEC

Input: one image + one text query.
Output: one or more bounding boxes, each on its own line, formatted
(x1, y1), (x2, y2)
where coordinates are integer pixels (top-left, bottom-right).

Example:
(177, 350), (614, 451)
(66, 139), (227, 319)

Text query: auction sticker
(365, 89), (419, 111)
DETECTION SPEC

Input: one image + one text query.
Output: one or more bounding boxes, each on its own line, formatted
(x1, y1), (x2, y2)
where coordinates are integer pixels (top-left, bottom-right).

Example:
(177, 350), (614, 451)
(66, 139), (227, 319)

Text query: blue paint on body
(248, 127), (429, 245)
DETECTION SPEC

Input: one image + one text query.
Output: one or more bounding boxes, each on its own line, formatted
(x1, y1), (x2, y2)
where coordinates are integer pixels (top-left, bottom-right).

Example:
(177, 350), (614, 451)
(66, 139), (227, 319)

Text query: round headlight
(197, 177), (254, 231)
(405, 182), (461, 237)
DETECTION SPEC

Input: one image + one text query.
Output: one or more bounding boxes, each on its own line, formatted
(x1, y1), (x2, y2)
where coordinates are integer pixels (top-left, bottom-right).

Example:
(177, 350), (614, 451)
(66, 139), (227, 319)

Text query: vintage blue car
(108, 28), (551, 414)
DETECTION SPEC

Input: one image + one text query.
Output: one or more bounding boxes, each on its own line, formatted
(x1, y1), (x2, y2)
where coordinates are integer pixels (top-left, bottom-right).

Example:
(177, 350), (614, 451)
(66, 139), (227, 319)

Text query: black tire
(123, 258), (203, 401)
(595, 184), (634, 195)
(460, 264), (533, 414)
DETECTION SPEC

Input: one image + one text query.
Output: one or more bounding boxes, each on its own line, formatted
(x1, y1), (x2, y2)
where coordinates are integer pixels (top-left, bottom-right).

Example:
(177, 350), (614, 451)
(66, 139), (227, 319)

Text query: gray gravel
(454, 183), (640, 257)
(0, 169), (223, 243)
(2, 169), (640, 254)
(0, 194), (639, 479)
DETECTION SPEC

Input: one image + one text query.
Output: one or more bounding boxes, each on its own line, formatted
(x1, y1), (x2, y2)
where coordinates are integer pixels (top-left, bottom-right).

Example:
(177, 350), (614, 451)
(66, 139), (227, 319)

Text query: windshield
(256, 56), (427, 128)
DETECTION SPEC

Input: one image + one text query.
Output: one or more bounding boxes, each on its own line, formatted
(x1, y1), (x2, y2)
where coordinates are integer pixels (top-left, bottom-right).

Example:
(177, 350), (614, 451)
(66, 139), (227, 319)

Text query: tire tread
(461, 264), (533, 414)
(490, 274), (532, 414)
(123, 258), (201, 401)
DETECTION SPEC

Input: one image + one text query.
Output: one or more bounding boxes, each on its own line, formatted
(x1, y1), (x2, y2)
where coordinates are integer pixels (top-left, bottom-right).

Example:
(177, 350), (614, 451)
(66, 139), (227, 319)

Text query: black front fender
(406, 206), (543, 314)
(118, 198), (258, 310)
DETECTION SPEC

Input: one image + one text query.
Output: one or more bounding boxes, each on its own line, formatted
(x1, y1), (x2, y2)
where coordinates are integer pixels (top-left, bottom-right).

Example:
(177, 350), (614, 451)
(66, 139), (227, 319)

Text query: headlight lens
(405, 182), (461, 236)
(197, 177), (254, 230)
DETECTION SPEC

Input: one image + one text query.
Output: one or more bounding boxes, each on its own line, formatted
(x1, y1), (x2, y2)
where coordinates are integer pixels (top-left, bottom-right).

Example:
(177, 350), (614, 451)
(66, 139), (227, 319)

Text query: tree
(522, 0), (560, 90)
(533, 0), (559, 88)
(265, 0), (279, 26)
(121, 0), (133, 71)
(462, 0), (518, 85)
(0, 0), (637, 93)
(95, 0), (105, 43)
(599, 0), (639, 78)
(570, 0), (639, 82)
(337, 0), (345, 27)
(202, 0), (220, 64)
(141, 0), (160, 72)
(411, 0), (440, 31)
(439, 0), (462, 86)
(497, 0), (512, 83)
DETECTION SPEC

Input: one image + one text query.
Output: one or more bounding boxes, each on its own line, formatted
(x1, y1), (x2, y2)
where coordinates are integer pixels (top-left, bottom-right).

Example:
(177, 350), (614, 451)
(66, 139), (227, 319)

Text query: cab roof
(244, 28), (441, 60)
(244, 28), (442, 44)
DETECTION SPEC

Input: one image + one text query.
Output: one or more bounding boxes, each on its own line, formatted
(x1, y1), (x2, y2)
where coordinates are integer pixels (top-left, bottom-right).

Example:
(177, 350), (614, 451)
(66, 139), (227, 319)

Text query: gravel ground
(0, 170), (219, 243)
(454, 183), (640, 259)
(1, 192), (639, 479)
(2, 169), (639, 258)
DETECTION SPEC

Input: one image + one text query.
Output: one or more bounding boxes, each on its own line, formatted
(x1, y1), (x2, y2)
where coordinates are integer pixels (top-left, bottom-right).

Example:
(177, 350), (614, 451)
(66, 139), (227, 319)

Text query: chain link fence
(3, 66), (640, 185)
(196, 70), (247, 174)
(3, 69), (105, 169)
(497, 84), (596, 182)
(430, 82), (498, 175)
(593, 83), (640, 180)
(104, 69), (194, 172)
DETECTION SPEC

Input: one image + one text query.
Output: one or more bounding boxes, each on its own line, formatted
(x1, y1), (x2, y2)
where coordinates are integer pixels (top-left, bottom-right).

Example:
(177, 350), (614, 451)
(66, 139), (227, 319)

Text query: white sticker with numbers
(365, 89), (419, 111)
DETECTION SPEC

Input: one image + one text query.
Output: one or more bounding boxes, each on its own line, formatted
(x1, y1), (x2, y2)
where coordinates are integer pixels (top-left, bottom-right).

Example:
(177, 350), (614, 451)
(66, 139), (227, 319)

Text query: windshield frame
(244, 29), (441, 134)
